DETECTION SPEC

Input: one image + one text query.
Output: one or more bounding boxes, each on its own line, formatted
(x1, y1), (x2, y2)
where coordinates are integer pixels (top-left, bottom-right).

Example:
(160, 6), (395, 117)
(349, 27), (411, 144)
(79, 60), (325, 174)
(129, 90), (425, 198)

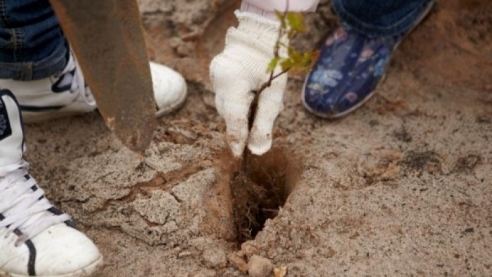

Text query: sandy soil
(24, 0), (492, 276)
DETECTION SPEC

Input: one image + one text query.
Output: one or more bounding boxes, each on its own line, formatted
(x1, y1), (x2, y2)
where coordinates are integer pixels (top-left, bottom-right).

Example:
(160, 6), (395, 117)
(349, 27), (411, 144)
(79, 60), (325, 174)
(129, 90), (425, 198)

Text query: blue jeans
(0, 0), (68, 81)
(332, 0), (433, 37)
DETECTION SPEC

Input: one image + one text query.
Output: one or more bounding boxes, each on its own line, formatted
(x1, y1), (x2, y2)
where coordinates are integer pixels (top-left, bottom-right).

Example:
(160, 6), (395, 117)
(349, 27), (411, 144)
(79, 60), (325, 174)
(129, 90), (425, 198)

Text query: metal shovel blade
(50, 0), (156, 152)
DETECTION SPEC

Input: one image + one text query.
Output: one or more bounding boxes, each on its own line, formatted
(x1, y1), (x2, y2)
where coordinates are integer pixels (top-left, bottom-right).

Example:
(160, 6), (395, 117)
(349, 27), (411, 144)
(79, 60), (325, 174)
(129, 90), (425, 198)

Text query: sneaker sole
(302, 0), (435, 119)
(22, 83), (187, 123)
(0, 255), (103, 277)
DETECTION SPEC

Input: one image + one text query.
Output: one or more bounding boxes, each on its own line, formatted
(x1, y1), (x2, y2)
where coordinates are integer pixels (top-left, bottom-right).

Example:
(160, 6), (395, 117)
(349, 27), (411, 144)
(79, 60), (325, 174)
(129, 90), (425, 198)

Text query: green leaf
(288, 48), (303, 64)
(280, 58), (296, 71)
(286, 12), (305, 33)
(266, 57), (280, 73)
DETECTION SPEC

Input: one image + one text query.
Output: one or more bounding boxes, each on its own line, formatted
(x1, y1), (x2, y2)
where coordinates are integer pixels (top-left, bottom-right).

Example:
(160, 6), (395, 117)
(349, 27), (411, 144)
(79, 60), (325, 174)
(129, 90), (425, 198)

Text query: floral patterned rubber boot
(302, 2), (434, 118)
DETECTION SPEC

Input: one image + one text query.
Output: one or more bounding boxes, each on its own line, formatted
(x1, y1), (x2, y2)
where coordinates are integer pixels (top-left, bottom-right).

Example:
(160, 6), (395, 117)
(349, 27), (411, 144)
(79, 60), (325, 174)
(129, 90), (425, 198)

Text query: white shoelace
(0, 160), (70, 246)
(59, 52), (97, 107)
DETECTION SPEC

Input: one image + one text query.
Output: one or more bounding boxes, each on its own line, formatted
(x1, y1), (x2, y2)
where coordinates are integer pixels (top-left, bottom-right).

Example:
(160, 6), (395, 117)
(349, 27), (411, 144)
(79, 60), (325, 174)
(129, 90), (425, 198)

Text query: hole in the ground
(230, 147), (301, 244)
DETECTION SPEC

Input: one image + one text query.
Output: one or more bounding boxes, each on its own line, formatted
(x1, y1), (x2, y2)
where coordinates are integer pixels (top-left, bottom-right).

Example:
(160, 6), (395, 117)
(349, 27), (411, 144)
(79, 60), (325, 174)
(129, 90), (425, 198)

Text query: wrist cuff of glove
(235, 10), (279, 33)
(240, 2), (278, 20)
(233, 10), (288, 50)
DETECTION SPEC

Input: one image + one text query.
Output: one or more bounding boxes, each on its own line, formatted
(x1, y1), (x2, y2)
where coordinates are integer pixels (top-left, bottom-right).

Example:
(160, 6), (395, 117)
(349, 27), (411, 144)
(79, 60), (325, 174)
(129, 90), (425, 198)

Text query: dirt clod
(401, 150), (442, 175)
(454, 154), (481, 173)
(203, 248), (227, 269)
(248, 255), (274, 277)
(228, 253), (249, 273)
(273, 267), (288, 277)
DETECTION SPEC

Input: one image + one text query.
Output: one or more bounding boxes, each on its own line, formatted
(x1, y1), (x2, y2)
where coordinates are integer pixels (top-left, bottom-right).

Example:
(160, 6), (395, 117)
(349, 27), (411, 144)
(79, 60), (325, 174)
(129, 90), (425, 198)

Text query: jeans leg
(332, 0), (434, 37)
(0, 0), (68, 80)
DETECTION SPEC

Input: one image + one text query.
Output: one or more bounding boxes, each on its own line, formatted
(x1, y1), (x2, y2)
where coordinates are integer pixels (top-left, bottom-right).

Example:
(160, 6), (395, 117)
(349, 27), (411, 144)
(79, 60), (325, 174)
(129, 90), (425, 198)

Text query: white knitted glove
(210, 11), (288, 157)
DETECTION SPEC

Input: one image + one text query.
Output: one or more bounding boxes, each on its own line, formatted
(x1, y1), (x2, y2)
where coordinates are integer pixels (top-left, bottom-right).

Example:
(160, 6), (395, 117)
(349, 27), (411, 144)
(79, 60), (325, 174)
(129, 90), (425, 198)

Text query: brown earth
(24, 0), (492, 276)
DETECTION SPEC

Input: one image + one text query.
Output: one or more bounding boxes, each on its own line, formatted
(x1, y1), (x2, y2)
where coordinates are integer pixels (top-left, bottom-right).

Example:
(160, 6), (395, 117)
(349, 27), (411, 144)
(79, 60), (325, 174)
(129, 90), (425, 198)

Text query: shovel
(49, 0), (156, 152)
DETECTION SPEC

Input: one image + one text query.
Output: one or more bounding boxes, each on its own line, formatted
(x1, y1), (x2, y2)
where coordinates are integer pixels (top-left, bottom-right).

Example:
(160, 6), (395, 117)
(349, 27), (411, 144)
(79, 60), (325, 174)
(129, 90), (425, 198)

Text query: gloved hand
(210, 11), (288, 157)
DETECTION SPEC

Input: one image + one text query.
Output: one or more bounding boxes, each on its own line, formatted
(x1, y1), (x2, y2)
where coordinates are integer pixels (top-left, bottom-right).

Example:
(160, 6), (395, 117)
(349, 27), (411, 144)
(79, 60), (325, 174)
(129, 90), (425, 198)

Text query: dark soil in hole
(230, 147), (300, 244)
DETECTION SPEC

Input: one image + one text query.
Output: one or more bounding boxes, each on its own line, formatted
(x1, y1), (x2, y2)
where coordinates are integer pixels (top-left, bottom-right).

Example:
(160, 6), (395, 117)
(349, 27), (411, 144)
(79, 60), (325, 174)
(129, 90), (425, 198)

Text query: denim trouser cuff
(0, 40), (68, 81)
(332, 0), (432, 37)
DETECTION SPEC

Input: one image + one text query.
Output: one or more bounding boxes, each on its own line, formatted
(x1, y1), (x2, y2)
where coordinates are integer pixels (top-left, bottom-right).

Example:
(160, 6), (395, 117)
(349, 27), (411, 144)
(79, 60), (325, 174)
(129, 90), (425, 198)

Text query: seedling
(243, 11), (319, 162)
(232, 11), (318, 244)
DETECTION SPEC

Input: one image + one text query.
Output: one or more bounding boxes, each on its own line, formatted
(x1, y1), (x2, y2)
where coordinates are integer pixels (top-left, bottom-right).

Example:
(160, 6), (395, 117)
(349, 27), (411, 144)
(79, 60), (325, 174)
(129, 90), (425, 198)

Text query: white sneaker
(0, 90), (102, 277)
(150, 61), (188, 117)
(0, 53), (187, 123)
